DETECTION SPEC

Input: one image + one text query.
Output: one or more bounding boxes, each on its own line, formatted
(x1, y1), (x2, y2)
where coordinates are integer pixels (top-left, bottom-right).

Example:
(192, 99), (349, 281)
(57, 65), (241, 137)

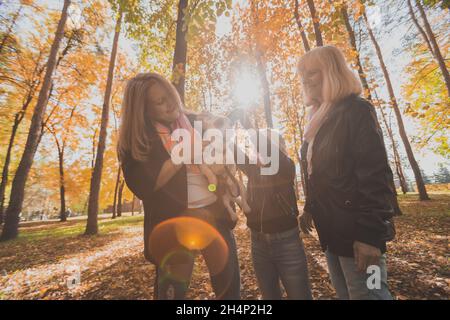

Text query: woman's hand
(299, 210), (314, 234)
(353, 241), (381, 272)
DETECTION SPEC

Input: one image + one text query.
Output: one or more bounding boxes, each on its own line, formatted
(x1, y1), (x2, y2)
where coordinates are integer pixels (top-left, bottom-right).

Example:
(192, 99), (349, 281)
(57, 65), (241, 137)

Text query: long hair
(297, 45), (362, 174)
(117, 72), (183, 162)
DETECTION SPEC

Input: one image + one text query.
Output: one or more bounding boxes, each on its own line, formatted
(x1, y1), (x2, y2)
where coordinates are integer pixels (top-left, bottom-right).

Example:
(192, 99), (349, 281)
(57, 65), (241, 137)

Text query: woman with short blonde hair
(298, 45), (394, 300)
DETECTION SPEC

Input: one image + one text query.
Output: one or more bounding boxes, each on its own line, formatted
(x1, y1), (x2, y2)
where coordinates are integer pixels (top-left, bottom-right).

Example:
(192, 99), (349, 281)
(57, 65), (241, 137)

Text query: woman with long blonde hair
(297, 45), (394, 300)
(118, 72), (240, 300)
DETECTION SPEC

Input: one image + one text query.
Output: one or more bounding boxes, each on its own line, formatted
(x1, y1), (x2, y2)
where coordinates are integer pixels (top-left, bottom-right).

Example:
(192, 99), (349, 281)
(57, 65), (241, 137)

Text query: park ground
(0, 193), (448, 300)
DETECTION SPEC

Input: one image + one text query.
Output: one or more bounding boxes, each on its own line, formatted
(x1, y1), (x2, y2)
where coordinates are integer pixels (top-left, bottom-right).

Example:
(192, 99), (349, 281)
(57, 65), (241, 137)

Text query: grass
(13, 214), (144, 243)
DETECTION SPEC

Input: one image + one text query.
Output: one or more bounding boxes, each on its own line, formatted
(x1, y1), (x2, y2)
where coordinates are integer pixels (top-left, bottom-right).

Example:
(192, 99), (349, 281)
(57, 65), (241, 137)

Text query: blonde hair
(117, 72), (183, 162)
(297, 45), (362, 174)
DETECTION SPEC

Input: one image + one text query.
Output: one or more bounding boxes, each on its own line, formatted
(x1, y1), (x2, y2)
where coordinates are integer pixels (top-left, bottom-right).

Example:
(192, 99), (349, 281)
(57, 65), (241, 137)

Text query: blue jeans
(325, 250), (392, 300)
(155, 223), (241, 300)
(251, 227), (312, 300)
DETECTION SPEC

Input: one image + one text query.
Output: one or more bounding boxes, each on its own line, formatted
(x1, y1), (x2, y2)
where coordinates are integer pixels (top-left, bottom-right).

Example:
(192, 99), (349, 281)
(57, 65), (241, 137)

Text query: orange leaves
(1, 195), (449, 299)
(401, 39), (449, 156)
(20, 0), (35, 5)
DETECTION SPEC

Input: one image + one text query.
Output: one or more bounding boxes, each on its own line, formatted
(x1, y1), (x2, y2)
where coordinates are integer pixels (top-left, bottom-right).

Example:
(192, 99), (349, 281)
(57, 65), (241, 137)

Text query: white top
(186, 171), (217, 208)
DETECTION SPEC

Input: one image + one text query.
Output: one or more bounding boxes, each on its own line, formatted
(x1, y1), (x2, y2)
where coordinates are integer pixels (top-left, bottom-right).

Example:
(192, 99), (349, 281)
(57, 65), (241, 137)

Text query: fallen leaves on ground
(0, 194), (448, 300)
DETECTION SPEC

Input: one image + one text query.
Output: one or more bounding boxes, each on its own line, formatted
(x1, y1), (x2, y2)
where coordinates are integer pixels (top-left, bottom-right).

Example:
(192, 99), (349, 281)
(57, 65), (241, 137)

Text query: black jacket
(301, 95), (395, 257)
(121, 114), (234, 263)
(238, 146), (300, 234)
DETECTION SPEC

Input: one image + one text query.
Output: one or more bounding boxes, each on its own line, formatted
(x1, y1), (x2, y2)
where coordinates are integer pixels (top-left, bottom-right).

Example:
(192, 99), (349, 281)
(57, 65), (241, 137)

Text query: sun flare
(233, 70), (261, 107)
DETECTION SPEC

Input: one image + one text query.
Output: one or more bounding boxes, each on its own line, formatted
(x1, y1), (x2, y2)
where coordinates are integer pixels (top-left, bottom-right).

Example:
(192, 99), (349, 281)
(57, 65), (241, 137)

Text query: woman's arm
(350, 100), (394, 270)
(276, 150), (296, 181)
(351, 101), (394, 247)
(154, 159), (183, 191)
(121, 141), (184, 199)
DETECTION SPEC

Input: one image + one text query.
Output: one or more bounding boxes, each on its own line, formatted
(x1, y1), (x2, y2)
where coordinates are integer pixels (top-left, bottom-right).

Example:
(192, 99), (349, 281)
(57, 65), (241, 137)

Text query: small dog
(196, 111), (251, 223)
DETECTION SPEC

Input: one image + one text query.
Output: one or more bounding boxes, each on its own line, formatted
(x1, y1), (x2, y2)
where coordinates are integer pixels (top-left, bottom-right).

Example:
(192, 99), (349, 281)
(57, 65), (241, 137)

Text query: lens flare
(149, 216), (229, 279)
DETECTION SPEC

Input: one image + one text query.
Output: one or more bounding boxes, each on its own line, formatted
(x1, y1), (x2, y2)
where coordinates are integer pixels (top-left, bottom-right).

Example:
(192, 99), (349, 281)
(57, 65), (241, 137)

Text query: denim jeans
(251, 227), (312, 300)
(154, 223), (241, 300)
(325, 250), (393, 300)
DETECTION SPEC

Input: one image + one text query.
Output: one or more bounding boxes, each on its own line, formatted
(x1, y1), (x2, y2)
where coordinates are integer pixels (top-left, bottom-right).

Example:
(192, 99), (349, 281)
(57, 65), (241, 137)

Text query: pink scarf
(153, 112), (201, 174)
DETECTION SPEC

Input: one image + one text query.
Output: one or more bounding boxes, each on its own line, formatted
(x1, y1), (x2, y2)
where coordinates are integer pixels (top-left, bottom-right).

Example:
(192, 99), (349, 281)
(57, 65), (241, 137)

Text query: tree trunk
(58, 148), (66, 222)
(85, 9), (122, 235)
(295, 112), (308, 200)
(294, 0), (311, 52)
(293, 175), (300, 199)
(306, 0), (323, 47)
(112, 166), (121, 219)
(117, 180), (125, 218)
(293, 135), (305, 198)
(289, 103), (306, 199)
(341, 4), (372, 101)
(0, 60), (47, 224)
(415, 0), (450, 97)
(172, 0), (188, 102)
(0, 110), (26, 224)
(91, 128), (97, 170)
(1, 0), (71, 241)
(255, 50), (273, 128)
(363, 10), (430, 201)
(376, 94), (409, 194)
(250, 1), (273, 128)
(131, 195), (135, 216)
(407, 0), (435, 57)
(1, 7), (70, 226)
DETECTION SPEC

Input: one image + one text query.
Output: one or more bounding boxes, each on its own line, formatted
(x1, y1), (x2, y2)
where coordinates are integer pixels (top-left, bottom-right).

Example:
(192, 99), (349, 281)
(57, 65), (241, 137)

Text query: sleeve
(300, 143), (312, 213)
(350, 101), (394, 248)
(277, 150), (296, 181)
(234, 143), (258, 177)
(121, 146), (170, 201)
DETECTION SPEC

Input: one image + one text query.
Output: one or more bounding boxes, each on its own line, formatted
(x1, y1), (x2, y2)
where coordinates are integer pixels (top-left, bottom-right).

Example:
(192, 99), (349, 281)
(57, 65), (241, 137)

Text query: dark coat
(238, 150), (299, 234)
(121, 114), (234, 263)
(301, 95), (395, 257)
